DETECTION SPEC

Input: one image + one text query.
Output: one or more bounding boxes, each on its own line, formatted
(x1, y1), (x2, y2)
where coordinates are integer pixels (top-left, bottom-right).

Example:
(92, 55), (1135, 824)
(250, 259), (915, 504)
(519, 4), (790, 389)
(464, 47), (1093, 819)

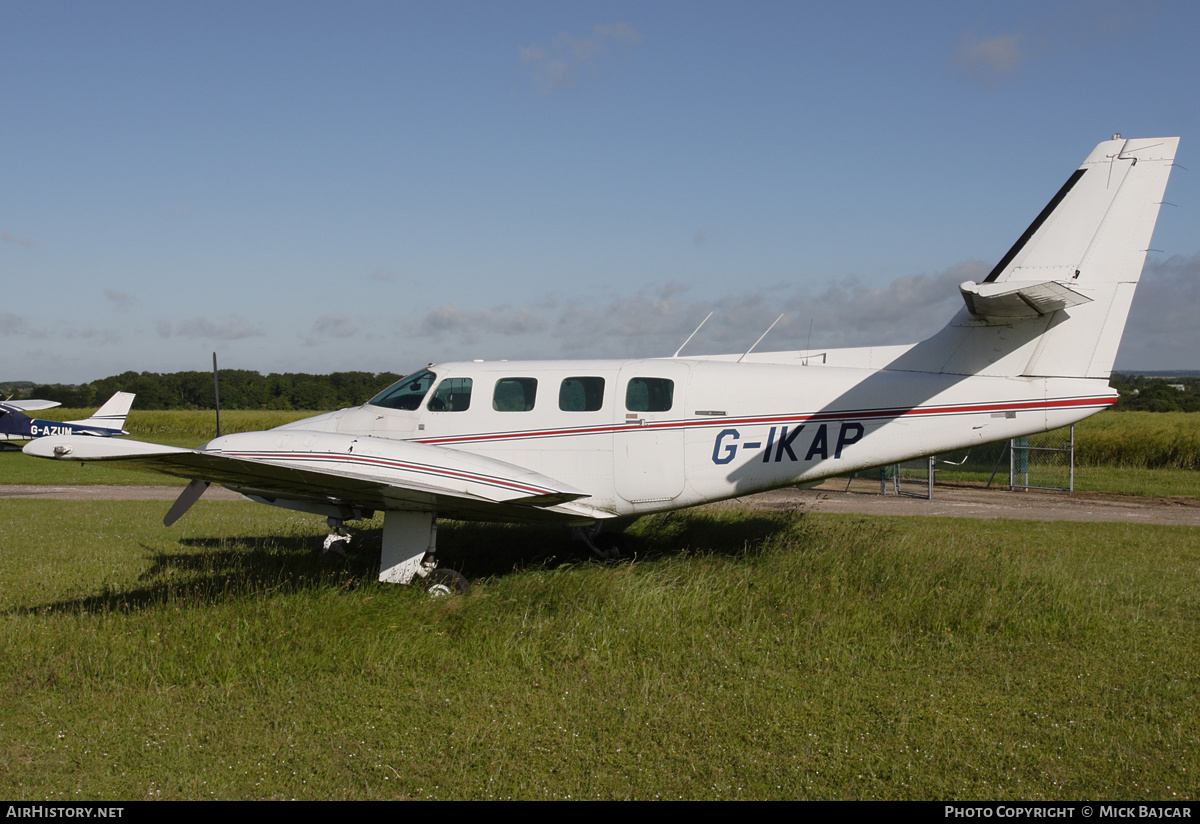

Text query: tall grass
(34, 408), (314, 448)
(1, 501), (1197, 799)
(1075, 412), (1200, 470)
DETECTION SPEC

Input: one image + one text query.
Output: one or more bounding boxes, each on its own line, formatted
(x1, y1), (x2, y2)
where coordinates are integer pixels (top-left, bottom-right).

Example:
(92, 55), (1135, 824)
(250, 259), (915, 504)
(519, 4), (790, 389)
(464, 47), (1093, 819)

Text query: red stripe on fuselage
(411, 394), (1114, 447)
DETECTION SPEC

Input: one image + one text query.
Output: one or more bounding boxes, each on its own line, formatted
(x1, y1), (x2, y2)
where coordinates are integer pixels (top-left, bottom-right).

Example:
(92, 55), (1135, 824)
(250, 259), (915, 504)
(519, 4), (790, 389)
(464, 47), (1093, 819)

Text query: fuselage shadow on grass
(9, 532), (382, 616)
(435, 510), (805, 578)
(11, 509), (806, 615)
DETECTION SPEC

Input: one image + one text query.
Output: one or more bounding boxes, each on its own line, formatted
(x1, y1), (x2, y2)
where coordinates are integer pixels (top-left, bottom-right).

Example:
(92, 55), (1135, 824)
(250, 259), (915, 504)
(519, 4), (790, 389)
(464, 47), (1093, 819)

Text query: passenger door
(613, 361), (690, 504)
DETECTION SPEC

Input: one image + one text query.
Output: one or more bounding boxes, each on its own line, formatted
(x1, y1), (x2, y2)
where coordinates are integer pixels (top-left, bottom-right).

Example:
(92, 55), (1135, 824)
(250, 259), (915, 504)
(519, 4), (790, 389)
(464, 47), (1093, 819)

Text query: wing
(23, 430), (608, 523)
(1, 400), (62, 413)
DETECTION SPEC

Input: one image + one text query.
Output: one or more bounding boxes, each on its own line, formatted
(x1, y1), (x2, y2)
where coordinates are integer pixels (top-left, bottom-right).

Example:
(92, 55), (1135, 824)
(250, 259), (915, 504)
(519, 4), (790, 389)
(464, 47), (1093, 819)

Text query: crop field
(0, 500), (1196, 800)
(888, 412), (1200, 499)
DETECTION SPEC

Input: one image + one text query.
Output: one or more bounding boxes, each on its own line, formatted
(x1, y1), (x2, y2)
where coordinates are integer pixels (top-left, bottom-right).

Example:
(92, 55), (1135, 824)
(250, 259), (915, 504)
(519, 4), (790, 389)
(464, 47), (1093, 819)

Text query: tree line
(1110, 373), (1200, 413)
(4, 369), (1199, 413)
(7, 370), (404, 411)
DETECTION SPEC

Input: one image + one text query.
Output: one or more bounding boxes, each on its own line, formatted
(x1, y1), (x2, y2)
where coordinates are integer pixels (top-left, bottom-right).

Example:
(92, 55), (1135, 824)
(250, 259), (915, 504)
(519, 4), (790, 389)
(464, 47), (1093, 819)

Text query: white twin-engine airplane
(25, 136), (1180, 593)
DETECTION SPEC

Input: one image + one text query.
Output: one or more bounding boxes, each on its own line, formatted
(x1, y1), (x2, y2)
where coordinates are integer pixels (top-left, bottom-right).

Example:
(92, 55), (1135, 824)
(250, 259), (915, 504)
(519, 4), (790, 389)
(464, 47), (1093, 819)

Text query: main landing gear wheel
(322, 517), (351, 557)
(572, 524), (632, 561)
(423, 568), (470, 597)
(592, 533), (631, 561)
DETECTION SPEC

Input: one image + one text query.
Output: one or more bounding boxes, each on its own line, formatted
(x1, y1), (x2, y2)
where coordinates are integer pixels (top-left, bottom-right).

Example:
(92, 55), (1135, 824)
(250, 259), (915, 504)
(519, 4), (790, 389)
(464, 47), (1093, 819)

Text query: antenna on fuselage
(212, 352), (222, 438)
(673, 311), (713, 358)
(737, 314), (783, 363)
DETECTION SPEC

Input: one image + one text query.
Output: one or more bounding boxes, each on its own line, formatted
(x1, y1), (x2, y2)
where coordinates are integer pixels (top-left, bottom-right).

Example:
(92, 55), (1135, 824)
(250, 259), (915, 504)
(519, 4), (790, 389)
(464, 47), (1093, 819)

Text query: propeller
(163, 352), (221, 526)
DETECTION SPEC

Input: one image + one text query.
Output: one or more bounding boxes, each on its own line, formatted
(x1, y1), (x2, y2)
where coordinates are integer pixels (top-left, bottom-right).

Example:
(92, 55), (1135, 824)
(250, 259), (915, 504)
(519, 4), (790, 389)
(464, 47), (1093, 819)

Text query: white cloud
(104, 288), (137, 311)
(413, 303), (549, 344)
(67, 328), (122, 345)
(521, 23), (642, 93)
(394, 265), (980, 362)
(0, 313), (29, 335)
(1116, 253), (1200, 370)
(398, 255), (1194, 371)
(174, 316), (263, 340)
(788, 264), (975, 348)
(951, 31), (1023, 85)
(2, 230), (34, 247)
(306, 314), (358, 344)
(539, 264), (978, 357)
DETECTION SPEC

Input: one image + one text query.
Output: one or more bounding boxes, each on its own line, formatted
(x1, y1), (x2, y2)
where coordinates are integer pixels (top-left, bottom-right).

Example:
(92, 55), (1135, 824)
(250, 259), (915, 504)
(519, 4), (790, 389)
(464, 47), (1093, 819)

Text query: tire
(593, 533), (632, 561)
(423, 568), (470, 597)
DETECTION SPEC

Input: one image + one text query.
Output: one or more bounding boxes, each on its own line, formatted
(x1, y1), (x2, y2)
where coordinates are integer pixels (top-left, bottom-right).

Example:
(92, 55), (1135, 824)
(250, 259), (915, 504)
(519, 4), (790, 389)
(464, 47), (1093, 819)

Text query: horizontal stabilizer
(959, 280), (1093, 321)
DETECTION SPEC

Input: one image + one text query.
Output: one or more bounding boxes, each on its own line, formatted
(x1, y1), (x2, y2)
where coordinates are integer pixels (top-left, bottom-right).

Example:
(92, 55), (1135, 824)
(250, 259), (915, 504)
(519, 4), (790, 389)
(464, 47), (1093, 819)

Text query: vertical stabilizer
(1016, 137), (1178, 377)
(67, 391), (136, 434)
(918, 137), (1179, 379)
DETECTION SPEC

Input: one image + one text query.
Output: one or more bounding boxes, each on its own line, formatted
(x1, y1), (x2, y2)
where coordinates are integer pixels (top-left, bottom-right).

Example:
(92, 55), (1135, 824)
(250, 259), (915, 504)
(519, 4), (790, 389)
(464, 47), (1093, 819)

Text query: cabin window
(368, 369), (437, 411)
(493, 378), (537, 411)
(559, 377), (605, 412)
(427, 377), (472, 412)
(625, 378), (673, 412)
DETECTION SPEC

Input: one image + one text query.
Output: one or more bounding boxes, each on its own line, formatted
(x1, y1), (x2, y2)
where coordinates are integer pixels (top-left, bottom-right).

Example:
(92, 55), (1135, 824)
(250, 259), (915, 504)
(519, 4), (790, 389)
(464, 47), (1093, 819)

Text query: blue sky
(2, 0), (1197, 383)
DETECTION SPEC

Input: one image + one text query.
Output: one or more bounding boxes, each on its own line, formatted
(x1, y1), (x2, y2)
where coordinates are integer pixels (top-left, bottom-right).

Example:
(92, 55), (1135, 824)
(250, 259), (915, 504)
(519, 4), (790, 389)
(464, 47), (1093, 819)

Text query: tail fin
(992, 136), (1178, 378)
(902, 136), (1179, 379)
(67, 391), (136, 434)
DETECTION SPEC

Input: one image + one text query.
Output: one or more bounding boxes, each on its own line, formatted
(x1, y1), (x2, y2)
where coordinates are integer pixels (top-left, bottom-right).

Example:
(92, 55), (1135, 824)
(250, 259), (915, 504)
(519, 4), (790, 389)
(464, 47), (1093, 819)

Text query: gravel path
(706, 482), (1200, 526)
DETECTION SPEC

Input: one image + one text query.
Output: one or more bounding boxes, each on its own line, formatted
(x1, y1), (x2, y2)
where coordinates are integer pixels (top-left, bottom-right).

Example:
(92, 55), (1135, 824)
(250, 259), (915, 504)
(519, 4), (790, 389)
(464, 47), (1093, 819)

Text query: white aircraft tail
(67, 391), (136, 433)
(896, 136), (1179, 379)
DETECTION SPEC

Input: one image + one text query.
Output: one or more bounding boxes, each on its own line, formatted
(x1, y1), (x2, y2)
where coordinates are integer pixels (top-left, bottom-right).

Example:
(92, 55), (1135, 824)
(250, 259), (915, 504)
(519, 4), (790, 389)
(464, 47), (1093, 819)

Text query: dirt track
(0, 484), (245, 502)
(709, 482), (1200, 527)
(3, 482), (1200, 527)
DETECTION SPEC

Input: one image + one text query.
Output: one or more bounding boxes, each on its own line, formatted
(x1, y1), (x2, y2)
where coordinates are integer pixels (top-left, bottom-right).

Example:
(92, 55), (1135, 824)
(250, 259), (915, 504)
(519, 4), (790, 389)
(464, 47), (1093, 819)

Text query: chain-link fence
(1008, 426), (1074, 492)
(831, 459), (935, 499)
(824, 426), (1074, 498)
(893, 456), (935, 498)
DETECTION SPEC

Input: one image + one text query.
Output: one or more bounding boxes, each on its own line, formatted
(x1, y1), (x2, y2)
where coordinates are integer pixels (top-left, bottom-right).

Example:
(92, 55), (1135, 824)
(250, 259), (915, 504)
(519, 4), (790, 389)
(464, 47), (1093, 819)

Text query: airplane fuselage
(0, 414), (125, 441)
(243, 356), (1114, 521)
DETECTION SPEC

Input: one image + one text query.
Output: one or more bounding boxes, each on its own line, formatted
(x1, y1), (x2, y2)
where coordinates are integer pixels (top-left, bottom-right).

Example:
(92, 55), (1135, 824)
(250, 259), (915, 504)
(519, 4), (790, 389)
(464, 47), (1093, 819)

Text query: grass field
(932, 466), (1200, 499)
(0, 501), (1196, 800)
(1075, 412), (1200, 470)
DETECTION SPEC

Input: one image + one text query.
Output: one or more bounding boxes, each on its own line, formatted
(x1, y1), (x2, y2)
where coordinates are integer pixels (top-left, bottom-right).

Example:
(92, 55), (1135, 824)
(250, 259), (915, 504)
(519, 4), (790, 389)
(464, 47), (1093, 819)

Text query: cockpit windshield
(368, 369), (437, 411)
